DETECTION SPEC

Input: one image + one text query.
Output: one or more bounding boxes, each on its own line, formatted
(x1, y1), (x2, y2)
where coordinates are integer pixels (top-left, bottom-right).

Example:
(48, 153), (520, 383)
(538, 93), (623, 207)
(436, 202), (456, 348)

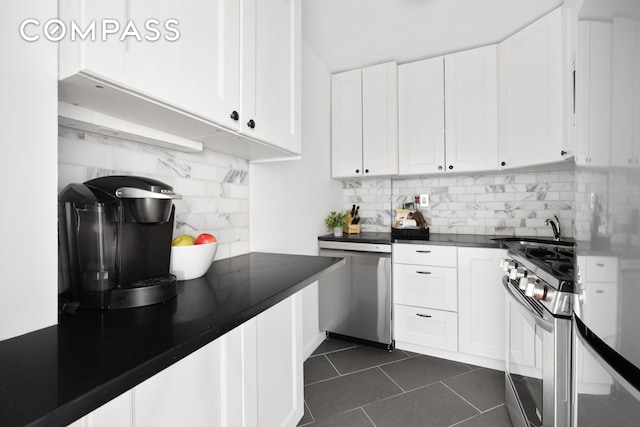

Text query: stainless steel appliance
(58, 176), (181, 310)
(318, 240), (393, 349)
(501, 240), (575, 427)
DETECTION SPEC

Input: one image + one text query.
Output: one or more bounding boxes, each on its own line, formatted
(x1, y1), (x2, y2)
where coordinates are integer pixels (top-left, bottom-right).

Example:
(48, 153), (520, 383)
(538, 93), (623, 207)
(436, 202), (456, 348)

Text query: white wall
(0, 1), (58, 340)
(250, 41), (342, 356)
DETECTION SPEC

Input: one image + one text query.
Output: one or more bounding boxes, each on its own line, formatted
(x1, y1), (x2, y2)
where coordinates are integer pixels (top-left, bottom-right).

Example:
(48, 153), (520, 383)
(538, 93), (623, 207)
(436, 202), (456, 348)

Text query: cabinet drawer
(393, 244), (457, 267)
(393, 264), (457, 311)
(394, 304), (458, 351)
(584, 256), (618, 282)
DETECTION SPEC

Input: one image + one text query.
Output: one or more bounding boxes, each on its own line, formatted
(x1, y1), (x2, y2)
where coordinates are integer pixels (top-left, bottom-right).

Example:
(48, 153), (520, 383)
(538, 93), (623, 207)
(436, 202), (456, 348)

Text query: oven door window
(508, 297), (545, 427)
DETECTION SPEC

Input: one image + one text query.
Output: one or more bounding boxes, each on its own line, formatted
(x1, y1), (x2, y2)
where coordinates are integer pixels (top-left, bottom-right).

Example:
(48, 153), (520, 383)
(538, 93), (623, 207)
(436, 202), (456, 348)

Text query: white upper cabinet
(610, 17), (640, 168)
(58, 0), (301, 160)
(331, 69), (363, 177)
(444, 45), (498, 173)
(331, 62), (398, 178)
(398, 57), (445, 175)
(498, 7), (568, 170)
(240, 0), (301, 154)
(576, 21), (612, 167)
(398, 45), (497, 175)
(124, 0), (240, 130)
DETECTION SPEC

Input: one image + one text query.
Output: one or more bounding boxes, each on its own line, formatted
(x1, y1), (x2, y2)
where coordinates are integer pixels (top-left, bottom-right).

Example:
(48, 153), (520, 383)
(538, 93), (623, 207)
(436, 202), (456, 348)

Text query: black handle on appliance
(230, 111), (239, 121)
(247, 119), (256, 129)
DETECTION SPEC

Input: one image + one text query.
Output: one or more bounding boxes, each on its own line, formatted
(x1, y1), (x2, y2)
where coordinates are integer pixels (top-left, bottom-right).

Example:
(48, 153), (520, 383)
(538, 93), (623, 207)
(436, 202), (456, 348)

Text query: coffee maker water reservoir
(58, 176), (182, 309)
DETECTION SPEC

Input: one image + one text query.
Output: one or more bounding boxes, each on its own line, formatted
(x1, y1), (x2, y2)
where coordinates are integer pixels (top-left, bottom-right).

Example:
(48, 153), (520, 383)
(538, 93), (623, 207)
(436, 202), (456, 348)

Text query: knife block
(346, 216), (361, 234)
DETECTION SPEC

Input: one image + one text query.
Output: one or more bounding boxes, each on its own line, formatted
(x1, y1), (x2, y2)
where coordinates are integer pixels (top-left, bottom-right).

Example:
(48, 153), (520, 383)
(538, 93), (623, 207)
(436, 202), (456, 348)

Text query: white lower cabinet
(393, 244), (506, 370)
(68, 294), (302, 427)
(394, 304), (457, 352)
(457, 247), (507, 361)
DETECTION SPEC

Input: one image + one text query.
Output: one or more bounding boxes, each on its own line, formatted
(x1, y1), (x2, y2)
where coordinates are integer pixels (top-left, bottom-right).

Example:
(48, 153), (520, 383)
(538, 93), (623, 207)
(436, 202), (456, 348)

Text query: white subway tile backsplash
(342, 169), (576, 236)
(58, 127), (248, 261)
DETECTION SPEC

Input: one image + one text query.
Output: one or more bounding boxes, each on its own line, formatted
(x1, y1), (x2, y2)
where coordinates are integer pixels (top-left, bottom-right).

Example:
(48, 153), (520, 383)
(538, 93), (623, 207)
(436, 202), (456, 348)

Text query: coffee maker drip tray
(108, 274), (177, 309)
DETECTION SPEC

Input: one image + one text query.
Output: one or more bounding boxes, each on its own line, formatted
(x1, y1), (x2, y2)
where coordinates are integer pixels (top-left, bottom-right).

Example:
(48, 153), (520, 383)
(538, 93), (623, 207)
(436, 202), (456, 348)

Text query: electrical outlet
(419, 194), (429, 208)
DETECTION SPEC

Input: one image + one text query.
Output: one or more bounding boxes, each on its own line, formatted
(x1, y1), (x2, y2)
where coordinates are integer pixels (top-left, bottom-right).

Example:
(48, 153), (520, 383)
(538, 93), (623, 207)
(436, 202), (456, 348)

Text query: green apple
(171, 234), (196, 246)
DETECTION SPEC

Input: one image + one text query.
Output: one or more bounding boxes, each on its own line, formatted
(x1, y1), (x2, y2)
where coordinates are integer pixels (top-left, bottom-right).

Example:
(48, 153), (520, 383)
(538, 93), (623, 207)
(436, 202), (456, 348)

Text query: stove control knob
(502, 259), (516, 272)
(525, 282), (548, 301)
(510, 267), (526, 280)
(519, 276), (531, 290)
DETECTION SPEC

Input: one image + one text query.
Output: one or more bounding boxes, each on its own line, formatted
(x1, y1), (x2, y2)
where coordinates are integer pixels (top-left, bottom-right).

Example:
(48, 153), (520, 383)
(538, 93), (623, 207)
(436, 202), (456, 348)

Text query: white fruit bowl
(169, 242), (218, 281)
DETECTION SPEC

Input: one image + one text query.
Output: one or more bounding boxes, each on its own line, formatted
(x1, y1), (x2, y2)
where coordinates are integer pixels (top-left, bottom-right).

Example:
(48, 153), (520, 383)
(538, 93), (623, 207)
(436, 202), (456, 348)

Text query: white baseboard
(395, 341), (506, 371)
(303, 331), (326, 360)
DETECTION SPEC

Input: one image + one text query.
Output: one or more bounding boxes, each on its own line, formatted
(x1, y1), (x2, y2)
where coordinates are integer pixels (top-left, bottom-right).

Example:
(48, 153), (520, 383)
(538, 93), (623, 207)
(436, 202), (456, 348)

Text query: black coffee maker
(58, 176), (181, 309)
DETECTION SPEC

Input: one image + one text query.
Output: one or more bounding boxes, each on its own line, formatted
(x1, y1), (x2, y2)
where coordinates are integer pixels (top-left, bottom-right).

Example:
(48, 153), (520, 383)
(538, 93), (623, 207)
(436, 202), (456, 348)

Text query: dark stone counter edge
(318, 232), (505, 248)
(27, 255), (346, 427)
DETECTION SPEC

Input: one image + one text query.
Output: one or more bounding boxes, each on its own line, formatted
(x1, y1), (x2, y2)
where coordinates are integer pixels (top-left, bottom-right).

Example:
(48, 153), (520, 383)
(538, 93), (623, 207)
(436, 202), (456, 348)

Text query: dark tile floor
(298, 339), (513, 427)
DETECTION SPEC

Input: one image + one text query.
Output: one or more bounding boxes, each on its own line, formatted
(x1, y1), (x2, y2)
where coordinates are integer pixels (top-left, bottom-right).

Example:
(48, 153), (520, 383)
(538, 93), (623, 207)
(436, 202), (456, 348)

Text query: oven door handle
(502, 276), (554, 332)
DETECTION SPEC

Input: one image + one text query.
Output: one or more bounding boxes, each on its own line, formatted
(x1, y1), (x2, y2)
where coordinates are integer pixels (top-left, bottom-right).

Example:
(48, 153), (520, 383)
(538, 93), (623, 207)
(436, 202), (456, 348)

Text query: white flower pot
(333, 227), (344, 237)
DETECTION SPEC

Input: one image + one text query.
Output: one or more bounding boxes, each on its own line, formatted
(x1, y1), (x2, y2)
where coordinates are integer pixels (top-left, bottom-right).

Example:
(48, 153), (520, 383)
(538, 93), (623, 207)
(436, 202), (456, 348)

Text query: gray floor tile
(443, 368), (505, 411)
(314, 408), (375, 427)
(380, 355), (473, 391)
(297, 401), (313, 426)
(363, 382), (480, 427)
(325, 345), (410, 375)
(311, 338), (357, 356)
(304, 367), (402, 420)
(455, 404), (513, 427)
(304, 355), (340, 385)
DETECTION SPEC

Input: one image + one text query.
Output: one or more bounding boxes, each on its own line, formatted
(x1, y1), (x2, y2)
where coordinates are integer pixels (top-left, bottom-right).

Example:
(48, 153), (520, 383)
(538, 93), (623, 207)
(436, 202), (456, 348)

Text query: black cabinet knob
(230, 111), (239, 121)
(561, 150), (567, 156)
(365, 169), (369, 174)
(438, 166), (443, 170)
(448, 165), (453, 170)
(501, 161), (506, 166)
(247, 119), (255, 129)
(356, 169), (360, 174)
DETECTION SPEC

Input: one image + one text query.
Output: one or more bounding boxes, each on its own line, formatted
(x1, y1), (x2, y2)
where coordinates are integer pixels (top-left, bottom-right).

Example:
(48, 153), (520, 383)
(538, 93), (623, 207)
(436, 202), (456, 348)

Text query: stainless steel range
(500, 239), (576, 427)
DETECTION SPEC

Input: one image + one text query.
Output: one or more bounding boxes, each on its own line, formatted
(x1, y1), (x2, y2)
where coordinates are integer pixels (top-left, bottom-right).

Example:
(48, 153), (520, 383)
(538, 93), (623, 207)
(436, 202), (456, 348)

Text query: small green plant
(325, 211), (347, 231)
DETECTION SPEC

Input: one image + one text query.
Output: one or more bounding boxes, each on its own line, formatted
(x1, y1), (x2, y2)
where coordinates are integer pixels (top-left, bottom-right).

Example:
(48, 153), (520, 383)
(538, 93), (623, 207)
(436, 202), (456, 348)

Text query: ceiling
(302, 0), (564, 73)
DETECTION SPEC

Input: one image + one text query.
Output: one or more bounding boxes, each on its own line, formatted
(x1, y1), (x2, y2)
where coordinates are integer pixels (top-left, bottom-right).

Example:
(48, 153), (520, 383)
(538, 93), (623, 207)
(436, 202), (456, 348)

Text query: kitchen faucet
(545, 215), (561, 240)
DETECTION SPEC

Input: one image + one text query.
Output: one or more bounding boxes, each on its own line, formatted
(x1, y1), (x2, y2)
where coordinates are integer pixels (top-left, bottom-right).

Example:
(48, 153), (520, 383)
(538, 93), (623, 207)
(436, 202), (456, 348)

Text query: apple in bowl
(170, 233), (218, 280)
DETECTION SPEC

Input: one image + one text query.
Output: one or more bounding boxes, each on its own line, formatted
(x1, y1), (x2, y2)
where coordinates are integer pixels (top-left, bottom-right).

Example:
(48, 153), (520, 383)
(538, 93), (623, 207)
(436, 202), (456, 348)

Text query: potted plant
(325, 211), (347, 237)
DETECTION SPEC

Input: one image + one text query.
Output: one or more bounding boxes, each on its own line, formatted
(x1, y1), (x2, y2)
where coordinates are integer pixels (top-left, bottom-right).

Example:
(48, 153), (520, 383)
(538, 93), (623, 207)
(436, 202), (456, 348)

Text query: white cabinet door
(576, 21), (612, 167)
(445, 45), (498, 173)
(331, 69), (363, 178)
(241, 0), (301, 154)
(610, 18), (640, 168)
(58, 0), (126, 82)
(125, 0), (240, 129)
(134, 330), (244, 427)
(67, 391), (133, 427)
(362, 62), (398, 177)
(458, 248), (507, 361)
(398, 57), (445, 175)
(498, 7), (565, 169)
(255, 294), (303, 427)
(124, 0), (239, 125)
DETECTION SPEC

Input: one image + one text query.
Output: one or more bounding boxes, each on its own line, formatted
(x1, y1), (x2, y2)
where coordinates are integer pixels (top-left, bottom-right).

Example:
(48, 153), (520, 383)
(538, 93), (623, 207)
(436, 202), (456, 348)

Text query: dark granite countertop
(0, 252), (344, 427)
(318, 232), (505, 248)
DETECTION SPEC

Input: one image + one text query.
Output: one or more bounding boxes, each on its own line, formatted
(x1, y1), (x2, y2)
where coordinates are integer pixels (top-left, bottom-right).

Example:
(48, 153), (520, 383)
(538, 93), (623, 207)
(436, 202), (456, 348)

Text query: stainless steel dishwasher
(318, 240), (393, 349)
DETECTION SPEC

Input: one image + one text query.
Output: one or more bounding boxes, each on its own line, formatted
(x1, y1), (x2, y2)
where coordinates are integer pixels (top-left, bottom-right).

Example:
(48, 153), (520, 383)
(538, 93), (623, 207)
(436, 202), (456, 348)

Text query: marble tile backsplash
(58, 127), (250, 260)
(344, 170), (576, 237)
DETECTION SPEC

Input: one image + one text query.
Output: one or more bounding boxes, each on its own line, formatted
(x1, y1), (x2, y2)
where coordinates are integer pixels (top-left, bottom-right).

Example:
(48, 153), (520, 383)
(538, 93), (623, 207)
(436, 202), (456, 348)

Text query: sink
(492, 237), (575, 248)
